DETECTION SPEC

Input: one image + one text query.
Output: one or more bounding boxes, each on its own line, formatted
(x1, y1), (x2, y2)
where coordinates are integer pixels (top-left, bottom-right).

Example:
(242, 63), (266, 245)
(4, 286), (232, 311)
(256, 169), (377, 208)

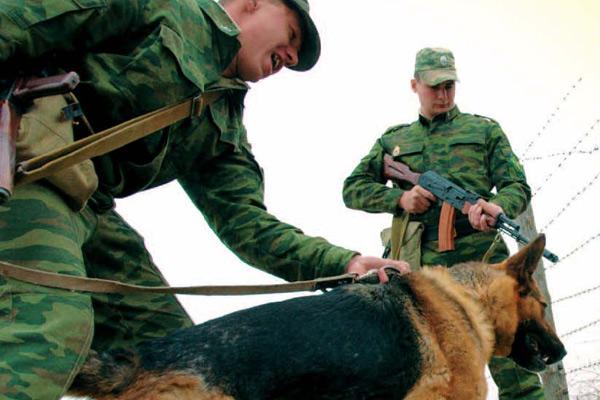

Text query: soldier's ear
(501, 234), (545, 294)
(411, 79), (418, 93)
(245, 0), (258, 13)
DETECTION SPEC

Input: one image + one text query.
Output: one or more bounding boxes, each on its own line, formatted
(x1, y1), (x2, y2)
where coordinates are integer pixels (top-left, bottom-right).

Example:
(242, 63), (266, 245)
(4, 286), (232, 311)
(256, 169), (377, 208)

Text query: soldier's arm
(178, 144), (358, 283)
(0, 0), (142, 63)
(487, 123), (531, 218)
(342, 139), (404, 214)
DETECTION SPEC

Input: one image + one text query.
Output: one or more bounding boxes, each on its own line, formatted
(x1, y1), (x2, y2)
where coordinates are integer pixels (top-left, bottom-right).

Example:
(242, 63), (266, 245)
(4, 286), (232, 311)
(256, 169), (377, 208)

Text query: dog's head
(491, 234), (566, 371)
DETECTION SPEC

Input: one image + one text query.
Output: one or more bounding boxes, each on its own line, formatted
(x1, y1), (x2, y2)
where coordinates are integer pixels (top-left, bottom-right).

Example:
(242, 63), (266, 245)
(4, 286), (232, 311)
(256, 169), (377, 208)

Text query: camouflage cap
(283, 0), (321, 71)
(414, 47), (458, 86)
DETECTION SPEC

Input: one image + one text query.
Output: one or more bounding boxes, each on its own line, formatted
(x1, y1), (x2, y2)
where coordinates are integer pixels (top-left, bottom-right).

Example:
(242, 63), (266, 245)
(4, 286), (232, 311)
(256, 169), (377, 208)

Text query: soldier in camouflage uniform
(0, 1), (409, 399)
(343, 48), (545, 399)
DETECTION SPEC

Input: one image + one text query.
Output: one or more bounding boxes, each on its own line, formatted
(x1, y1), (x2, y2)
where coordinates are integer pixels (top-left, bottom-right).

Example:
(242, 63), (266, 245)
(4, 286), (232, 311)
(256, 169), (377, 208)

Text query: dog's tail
(68, 349), (140, 397)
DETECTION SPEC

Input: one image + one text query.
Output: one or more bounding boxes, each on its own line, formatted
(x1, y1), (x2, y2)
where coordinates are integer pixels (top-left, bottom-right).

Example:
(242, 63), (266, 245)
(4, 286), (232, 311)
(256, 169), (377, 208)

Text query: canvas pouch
(16, 95), (98, 211)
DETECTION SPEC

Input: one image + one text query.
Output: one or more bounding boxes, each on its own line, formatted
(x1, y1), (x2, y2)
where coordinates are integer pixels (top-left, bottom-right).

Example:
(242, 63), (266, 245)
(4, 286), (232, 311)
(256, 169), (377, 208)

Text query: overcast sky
(116, 0), (600, 396)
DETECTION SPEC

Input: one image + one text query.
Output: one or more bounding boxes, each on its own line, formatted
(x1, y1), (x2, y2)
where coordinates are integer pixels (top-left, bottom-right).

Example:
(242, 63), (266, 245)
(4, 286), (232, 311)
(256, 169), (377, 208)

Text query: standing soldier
(343, 47), (545, 399)
(0, 1), (408, 399)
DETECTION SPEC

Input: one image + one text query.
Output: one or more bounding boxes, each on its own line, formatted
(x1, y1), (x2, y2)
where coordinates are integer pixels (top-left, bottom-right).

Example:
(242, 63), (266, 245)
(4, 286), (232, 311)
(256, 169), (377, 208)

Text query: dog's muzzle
(509, 320), (567, 372)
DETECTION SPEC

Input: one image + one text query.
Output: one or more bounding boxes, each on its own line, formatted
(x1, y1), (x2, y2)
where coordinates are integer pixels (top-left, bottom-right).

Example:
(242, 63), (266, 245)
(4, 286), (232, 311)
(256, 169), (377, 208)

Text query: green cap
(283, 0), (321, 71)
(414, 47), (458, 86)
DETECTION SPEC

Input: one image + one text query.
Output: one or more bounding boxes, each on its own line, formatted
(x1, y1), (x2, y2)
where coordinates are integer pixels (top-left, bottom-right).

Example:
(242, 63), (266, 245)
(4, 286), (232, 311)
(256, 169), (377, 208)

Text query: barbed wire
(531, 118), (600, 197)
(546, 232), (600, 269)
(566, 359), (600, 375)
(523, 145), (599, 161)
(521, 77), (583, 158)
(552, 283), (600, 304)
(540, 169), (600, 231)
(561, 318), (600, 338)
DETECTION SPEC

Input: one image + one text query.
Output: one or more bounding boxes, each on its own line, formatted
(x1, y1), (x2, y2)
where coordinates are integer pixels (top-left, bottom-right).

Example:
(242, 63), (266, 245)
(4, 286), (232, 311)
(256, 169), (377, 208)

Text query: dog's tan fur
(69, 371), (233, 400)
(404, 237), (559, 400)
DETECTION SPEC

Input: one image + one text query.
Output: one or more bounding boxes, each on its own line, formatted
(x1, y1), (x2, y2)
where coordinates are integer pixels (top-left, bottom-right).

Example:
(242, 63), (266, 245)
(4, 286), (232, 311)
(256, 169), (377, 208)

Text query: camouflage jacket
(0, 0), (356, 281)
(343, 106), (531, 232)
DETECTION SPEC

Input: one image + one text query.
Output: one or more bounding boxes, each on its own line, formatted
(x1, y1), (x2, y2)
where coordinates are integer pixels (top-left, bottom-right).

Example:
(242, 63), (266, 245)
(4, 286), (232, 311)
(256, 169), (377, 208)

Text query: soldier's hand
(468, 199), (503, 232)
(398, 185), (436, 214)
(345, 255), (410, 277)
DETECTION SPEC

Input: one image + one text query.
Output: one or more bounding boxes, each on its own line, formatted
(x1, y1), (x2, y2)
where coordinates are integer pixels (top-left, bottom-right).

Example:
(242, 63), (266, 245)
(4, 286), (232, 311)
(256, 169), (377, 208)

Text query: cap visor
(419, 70), (458, 86)
(289, 9), (320, 71)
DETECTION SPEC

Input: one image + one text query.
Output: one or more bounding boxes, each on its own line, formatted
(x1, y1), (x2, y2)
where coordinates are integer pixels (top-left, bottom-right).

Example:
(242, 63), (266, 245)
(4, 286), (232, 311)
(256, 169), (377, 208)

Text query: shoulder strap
(15, 91), (223, 186)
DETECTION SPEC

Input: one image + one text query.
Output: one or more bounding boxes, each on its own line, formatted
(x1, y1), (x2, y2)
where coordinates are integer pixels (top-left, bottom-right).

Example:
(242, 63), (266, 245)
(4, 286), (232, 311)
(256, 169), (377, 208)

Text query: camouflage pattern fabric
(0, 183), (193, 400)
(0, 0), (355, 398)
(414, 47), (459, 86)
(343, 106), (544, 399)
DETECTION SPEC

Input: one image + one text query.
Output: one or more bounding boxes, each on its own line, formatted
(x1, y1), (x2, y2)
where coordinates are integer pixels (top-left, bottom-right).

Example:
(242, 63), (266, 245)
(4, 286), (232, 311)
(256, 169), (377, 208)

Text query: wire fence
(552, 283), (600, 304)
(521, 77), (583, 158)
(519, 76), (600, 398)
(531, 118), (600, 197)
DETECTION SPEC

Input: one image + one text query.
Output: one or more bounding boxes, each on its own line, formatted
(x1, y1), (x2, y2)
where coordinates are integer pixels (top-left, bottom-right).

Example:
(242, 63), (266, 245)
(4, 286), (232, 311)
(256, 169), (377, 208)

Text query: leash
(0, 260), (358, 295)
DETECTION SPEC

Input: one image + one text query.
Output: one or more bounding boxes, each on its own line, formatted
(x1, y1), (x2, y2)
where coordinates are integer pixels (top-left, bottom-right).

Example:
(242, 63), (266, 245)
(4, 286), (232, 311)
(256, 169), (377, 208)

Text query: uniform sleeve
(487, 123), (531, 218)
(0, 0), (141, 63)
(178, 147), (357, 282)
(342, 138), (404, 214)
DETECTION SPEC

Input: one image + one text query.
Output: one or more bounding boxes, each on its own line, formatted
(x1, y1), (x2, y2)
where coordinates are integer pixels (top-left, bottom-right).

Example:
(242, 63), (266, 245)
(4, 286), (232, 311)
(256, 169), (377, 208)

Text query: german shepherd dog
(69, 235), (566, 399)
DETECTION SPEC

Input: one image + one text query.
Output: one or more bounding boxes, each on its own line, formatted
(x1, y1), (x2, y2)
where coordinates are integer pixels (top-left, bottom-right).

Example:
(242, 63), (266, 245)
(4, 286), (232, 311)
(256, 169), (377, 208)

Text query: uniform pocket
(110, 24), (197, 111)
(392, 143), (424, 171)
(448, 135), (487, 177)
(389, 143), (425, 190)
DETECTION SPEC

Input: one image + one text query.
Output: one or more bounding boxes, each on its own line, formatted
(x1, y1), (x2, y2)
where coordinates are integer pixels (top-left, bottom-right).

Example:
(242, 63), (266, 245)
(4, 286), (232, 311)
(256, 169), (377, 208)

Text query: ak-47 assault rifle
(0, 72), (80, 203)
(383, 154), (559, 263)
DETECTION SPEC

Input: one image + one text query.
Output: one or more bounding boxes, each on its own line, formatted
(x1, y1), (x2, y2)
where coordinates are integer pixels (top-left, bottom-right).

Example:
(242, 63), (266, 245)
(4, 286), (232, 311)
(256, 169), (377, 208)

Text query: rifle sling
(0, 260), (358, 295)
(15, 92), (223, 186)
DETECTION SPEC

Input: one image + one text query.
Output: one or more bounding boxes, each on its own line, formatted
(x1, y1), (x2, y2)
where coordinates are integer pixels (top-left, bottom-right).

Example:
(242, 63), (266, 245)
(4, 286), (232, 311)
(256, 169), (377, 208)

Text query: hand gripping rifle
(0, 72), (80, 203)
(383, 154), (559, 262)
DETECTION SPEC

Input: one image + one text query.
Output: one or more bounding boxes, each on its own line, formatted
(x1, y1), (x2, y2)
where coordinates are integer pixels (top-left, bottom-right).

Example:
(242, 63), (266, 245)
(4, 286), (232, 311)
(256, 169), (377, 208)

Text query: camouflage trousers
(420, 232), (545, 400)
(0, 183), (193, 400)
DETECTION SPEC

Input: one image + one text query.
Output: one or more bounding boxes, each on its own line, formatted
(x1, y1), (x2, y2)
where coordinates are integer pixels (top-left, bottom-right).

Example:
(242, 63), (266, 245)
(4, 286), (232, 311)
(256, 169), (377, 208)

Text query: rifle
(383, 154), (559, 262)
(0, 72), (80, 203)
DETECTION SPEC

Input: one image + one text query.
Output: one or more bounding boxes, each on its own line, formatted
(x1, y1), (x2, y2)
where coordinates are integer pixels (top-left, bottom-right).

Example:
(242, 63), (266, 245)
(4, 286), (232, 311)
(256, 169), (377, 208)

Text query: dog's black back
(132, 276), (422, 399)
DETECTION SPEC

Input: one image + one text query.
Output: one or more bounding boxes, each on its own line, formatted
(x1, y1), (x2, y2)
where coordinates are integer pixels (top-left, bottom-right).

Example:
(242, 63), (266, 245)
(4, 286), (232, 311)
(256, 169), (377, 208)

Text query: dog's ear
(501, 234), (546, 294)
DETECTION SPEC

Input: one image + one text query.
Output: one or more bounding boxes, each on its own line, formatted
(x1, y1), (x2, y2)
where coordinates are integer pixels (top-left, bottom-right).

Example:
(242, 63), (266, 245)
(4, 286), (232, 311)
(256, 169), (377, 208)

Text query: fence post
(515, 204), (569, 400)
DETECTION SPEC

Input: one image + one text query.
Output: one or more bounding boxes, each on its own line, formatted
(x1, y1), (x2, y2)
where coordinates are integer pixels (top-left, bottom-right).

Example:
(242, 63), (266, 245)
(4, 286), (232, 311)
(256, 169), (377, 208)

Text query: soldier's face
(232, 0), (302, 82)
(411, 79), (456, 119)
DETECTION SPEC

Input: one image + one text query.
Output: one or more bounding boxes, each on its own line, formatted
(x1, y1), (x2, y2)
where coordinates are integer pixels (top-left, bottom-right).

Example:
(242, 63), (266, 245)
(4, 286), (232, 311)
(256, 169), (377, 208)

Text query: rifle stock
(0, 100), (18, 202)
